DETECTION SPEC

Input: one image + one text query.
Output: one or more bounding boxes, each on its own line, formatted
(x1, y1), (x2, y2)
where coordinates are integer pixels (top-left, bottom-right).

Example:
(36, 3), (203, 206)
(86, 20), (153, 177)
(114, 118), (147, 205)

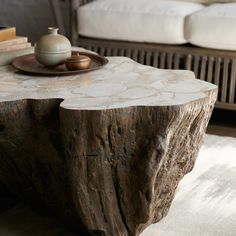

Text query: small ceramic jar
(65, 54), (91, 70)
(35, 27), (71, 67)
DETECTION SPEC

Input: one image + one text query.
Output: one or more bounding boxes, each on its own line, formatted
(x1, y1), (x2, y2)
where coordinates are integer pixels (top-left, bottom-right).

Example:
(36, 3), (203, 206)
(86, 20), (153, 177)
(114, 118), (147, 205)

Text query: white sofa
(52, 0), (236, 110)
(78, 0), (236, 51)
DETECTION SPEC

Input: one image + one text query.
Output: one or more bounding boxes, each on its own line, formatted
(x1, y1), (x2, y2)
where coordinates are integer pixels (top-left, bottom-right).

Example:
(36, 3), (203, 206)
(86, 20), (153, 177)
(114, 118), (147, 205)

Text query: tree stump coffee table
(0, 56), (217, 236)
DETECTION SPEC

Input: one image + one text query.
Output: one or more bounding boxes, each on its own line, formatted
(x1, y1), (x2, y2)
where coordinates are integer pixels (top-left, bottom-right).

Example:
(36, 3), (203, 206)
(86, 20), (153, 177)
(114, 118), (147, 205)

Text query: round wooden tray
(12, 51), (109, 75)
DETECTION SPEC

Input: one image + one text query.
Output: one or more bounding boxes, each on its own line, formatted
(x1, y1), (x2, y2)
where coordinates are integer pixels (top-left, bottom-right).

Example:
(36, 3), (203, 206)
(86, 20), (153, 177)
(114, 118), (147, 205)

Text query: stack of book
(0, 26), (34, 66)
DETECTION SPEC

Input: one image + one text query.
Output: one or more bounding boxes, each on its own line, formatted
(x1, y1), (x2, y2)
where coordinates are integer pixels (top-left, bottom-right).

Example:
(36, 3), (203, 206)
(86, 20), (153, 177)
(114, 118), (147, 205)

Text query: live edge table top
(0, 56), (216, 110)
(0, 56), (217, 236)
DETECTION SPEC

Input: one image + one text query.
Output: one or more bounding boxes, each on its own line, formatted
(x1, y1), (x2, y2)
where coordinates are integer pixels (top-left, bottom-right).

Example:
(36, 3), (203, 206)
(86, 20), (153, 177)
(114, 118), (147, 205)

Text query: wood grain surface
(0, 57), (217, 235)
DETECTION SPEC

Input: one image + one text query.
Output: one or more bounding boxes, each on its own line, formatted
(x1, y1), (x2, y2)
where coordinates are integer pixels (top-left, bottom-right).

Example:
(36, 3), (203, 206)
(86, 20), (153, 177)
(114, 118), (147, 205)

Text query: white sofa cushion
(78, 0), (204, 45)
(185, 3), (236, 50)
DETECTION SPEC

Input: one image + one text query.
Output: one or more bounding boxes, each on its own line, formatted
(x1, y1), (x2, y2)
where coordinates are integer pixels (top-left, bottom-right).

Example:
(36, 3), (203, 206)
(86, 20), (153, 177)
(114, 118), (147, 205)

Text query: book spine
(0, 43), (31, 52)
(0, 47), (34, 66)
(0, 27), (16, 42)
(0, 37), (28, 48)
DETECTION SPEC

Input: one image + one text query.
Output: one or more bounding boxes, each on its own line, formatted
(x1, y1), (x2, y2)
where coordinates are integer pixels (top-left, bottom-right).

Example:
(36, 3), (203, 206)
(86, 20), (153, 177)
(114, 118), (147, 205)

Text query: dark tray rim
(12, 51), (109, 76)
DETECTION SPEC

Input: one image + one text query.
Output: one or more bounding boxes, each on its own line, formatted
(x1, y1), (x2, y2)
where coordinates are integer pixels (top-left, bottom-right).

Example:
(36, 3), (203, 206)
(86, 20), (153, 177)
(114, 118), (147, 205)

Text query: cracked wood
(0, 57), (217, 236)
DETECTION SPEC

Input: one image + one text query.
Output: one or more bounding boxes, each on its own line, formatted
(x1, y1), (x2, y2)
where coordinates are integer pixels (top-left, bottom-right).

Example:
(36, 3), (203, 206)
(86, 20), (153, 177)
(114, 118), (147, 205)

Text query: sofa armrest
(50, 0), (95, 45)
(50, 0), (66, 35)
(70, 0), (95, 44)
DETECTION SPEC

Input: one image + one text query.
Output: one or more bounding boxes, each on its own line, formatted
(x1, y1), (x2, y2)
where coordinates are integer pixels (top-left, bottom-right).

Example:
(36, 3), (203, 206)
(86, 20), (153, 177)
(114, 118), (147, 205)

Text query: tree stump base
(0, 57), (217, 235)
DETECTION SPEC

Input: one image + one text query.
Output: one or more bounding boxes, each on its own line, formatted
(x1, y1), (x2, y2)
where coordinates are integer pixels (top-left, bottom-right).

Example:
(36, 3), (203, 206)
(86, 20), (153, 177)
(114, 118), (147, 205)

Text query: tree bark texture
(0, 88), (216, 235)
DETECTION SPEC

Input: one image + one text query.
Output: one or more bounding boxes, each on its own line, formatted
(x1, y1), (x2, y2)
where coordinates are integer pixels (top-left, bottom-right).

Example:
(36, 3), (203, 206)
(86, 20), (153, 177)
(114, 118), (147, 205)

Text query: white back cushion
(185, 3), (236, 50)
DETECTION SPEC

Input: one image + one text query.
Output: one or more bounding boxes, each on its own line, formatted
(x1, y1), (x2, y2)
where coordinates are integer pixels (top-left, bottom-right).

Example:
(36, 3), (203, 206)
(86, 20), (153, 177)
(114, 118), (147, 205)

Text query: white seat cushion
(78, 0), (204, 45)
(185, 3), (236, 50)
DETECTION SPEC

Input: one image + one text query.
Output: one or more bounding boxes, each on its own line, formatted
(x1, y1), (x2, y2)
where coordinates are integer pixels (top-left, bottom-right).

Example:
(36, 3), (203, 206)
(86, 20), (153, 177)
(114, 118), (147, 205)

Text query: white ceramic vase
(34, 27), (71, 67)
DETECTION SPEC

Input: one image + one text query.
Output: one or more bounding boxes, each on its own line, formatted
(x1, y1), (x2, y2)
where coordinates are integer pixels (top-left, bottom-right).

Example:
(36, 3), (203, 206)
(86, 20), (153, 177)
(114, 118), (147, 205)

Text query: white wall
(0, 0), (57, 43)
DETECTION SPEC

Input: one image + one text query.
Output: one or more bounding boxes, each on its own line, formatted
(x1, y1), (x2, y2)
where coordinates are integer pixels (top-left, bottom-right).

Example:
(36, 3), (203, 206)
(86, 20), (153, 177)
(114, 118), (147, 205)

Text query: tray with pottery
(11, 27), (108, 75)
(12, 51), (108, 75)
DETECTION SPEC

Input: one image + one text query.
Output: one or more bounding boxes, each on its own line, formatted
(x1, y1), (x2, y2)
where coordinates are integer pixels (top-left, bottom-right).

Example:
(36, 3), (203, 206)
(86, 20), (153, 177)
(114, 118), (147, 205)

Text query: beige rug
(142, 134), (236, 236)
(0, 134), (235, 236)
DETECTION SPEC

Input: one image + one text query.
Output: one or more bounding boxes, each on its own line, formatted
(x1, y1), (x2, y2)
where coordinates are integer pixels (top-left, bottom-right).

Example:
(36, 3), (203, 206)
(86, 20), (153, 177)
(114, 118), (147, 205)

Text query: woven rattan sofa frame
(51, 0), (236, 111)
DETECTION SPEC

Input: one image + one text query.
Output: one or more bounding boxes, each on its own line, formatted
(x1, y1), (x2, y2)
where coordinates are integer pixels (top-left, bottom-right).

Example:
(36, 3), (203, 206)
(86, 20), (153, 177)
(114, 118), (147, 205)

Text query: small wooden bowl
(65, 54), (91, 70)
